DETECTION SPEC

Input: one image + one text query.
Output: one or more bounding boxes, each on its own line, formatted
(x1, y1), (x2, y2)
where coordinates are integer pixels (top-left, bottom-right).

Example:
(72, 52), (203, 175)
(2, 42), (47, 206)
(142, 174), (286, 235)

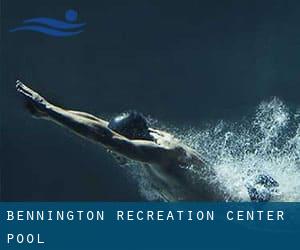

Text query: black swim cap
(108, 111), (153, 140)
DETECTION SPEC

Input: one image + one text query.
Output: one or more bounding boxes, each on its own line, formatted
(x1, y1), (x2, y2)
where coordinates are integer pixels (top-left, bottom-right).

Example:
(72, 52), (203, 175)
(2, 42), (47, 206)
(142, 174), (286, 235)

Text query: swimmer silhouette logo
(9, 9), (85, 37)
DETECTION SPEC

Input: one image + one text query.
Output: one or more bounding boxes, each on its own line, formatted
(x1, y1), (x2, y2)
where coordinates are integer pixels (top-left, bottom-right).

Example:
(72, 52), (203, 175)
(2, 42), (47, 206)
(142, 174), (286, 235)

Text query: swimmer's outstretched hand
(16, 80), (49, 118)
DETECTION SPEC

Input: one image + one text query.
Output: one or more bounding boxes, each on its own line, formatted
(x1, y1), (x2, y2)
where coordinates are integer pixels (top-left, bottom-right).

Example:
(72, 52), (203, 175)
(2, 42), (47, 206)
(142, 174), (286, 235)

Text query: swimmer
(16, 80), (278, 201)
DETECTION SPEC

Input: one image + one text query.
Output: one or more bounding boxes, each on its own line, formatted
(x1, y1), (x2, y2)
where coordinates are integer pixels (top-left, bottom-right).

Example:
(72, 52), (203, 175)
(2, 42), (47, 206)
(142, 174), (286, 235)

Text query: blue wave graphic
(10, 25), (84, 37)
(23, 18), (85, 29)
(9, 9), (85, 37)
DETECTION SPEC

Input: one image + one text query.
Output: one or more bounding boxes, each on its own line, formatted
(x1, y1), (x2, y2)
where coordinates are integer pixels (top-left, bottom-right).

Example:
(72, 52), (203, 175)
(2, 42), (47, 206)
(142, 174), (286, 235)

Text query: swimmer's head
(108, 111), (153, 141)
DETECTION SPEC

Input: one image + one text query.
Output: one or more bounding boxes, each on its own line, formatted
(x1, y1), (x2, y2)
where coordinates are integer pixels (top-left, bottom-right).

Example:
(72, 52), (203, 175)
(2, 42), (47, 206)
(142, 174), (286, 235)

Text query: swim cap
(108, 111), (153, 140)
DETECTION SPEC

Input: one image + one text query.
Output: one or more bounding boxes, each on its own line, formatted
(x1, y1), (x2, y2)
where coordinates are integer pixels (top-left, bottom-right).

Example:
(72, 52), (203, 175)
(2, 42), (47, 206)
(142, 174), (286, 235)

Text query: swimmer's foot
(246, 174), (279, 202)
(16, 80), (49, 118)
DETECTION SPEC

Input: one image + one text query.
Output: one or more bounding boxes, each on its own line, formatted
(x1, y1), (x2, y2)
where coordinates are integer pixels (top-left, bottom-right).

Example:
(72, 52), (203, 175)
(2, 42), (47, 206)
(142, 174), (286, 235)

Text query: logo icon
(9, 9), (85, 37)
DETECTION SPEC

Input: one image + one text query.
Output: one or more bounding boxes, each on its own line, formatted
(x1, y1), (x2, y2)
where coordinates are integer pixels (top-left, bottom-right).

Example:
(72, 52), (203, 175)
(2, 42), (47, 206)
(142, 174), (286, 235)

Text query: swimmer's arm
(16, 81), (111, 141)
(67, 110), (106, 123)
(16, 80), (107, 123)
